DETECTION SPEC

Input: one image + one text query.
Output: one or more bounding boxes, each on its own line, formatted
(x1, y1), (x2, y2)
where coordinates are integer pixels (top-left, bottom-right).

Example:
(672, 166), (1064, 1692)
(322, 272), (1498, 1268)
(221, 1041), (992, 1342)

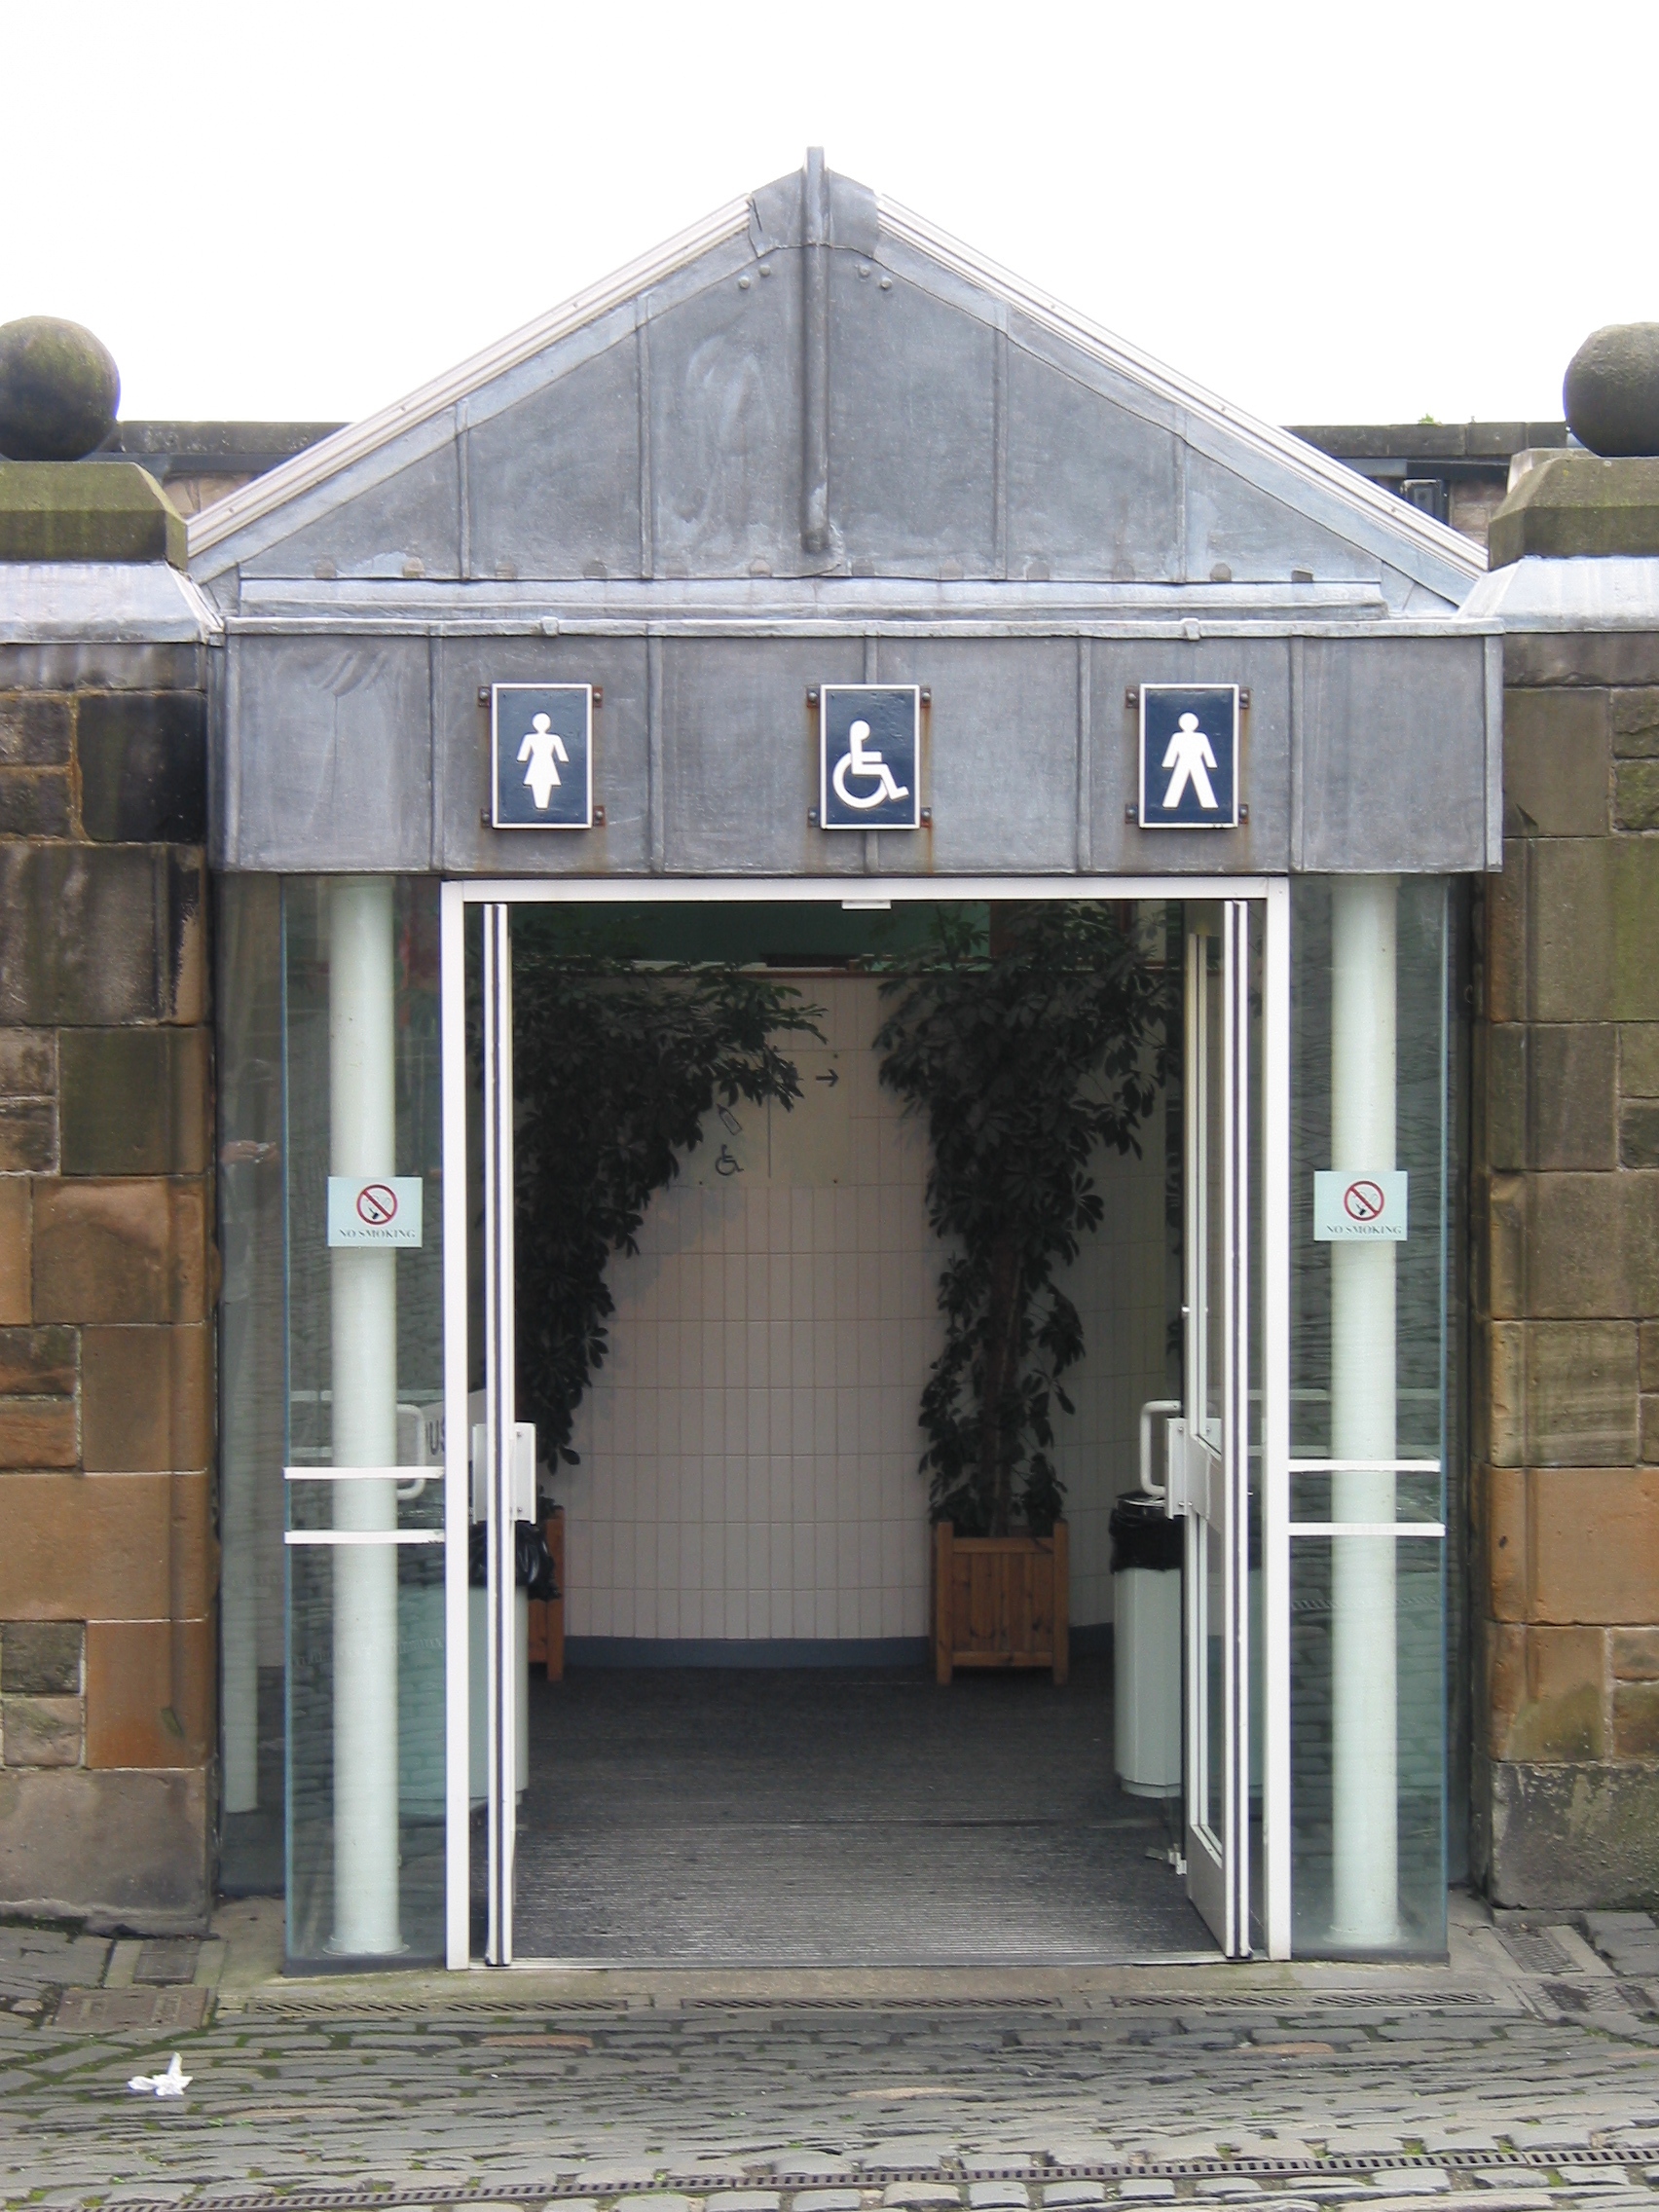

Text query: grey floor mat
(501, 1657), (1211, 1962)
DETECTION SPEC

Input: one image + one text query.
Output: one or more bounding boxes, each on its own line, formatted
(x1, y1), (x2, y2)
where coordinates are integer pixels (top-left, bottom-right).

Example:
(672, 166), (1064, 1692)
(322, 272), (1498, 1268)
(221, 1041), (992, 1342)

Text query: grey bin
(1110, 1494), (1183, 1800)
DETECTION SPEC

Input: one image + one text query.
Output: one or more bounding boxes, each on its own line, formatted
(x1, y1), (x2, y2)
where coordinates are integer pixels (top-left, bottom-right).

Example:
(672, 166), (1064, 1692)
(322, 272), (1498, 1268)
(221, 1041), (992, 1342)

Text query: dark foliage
(510, 948), (821, 1466)
(874, 903), (1173, 1537)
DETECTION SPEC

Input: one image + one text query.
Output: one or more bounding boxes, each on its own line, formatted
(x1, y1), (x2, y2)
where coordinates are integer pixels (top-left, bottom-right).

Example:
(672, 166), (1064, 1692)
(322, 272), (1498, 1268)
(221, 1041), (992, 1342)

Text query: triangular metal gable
(189, 161), (1482, 608)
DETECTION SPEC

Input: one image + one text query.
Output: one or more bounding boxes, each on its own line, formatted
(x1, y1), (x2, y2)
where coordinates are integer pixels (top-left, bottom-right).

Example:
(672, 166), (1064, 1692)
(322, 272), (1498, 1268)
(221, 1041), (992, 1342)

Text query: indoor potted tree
(874, 903), (1171, 1683)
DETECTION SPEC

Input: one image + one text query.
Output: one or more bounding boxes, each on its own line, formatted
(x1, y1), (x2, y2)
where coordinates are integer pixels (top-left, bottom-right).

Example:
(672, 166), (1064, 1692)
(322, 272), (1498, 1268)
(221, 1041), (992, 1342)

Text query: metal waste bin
(1110, 1493), (1183, 1799)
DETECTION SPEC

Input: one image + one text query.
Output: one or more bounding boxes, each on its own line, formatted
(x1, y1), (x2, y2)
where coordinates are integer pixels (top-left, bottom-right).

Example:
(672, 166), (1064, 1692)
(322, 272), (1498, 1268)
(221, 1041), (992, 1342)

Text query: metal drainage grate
(134, 1937), (203, 1985)
(1498, 1931), (1580, 1976)
(685, 1995), (1065, 2011)
(243, 1992), (630, 2019)
(55, 1984), (210, 2031)
(1099, 1988), (1498, 2010)
(105, 2144), (1659, 2212)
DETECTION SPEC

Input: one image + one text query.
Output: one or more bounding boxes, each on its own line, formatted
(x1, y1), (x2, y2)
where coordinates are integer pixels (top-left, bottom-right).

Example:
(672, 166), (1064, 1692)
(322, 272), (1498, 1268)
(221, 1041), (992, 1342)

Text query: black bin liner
(1110, 1493), (1183, 1573)
(467, 1519), (561, 1601)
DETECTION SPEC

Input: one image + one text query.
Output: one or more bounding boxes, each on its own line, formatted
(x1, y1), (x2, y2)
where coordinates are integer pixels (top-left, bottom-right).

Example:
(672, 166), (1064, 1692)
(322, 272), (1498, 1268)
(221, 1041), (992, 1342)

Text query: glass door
(480, 901), (520, 1965)
(1172, 903), (1254, 1958)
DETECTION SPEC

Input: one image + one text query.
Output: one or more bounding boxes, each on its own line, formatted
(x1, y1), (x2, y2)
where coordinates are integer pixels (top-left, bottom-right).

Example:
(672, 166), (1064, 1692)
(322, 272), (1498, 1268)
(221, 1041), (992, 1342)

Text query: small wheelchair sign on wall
(819, 685), (921, 831)
(1138, 684), (1239, 830)
(492, 683), (593, 829)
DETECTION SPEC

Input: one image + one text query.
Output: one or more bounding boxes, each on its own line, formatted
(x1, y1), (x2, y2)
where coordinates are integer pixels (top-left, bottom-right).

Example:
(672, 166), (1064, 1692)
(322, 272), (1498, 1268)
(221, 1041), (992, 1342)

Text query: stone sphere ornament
(0, 317), (121, 461)
(1564, 324), (1659, 459)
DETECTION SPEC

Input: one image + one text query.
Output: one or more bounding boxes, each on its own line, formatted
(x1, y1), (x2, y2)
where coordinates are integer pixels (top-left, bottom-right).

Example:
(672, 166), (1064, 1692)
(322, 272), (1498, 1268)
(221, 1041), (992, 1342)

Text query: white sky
(3, 0), (1652, 431)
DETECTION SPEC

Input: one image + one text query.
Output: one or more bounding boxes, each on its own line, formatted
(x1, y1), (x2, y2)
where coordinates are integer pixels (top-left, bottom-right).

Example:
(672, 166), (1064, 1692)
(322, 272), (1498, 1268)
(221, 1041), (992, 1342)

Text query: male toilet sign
(820, 685), (921, 831)
(1137, 684), (1240, 830)
(491, 683), (593, 829)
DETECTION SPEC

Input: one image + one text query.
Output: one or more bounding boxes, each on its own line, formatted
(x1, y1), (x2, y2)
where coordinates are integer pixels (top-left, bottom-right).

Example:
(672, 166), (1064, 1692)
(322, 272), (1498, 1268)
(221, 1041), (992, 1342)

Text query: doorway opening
(461, 893), (1258, 1968)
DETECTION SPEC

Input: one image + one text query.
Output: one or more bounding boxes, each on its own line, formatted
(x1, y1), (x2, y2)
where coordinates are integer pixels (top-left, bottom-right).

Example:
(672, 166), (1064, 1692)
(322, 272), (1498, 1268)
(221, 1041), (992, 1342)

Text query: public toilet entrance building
(186, 159), (1490, 1970)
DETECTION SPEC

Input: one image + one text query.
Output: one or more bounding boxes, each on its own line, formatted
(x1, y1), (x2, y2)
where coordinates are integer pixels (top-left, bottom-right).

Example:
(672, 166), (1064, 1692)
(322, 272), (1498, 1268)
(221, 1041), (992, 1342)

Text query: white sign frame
(490, 682), (594, 830)
(1138, 683), (1240, 830)
(1312, 1169), (1408, 1241)
(327, 1175), (424, 1248)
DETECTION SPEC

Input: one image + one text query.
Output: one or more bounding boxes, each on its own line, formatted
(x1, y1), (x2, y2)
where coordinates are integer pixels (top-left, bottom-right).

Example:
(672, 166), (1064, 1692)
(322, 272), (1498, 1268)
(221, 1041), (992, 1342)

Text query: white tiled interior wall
(558, 975), (1174, 1645)
(560, 976), (938, 1642)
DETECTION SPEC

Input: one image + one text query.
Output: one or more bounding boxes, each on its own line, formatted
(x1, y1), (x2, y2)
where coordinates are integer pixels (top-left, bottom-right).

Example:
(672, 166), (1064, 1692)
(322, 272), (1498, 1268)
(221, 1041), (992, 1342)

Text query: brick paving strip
(4, 1911), (1659, 2211)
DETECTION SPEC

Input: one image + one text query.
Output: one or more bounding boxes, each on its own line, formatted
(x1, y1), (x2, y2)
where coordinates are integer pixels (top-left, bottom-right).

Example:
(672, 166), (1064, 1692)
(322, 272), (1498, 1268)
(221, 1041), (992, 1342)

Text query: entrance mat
(53, 1983), (209, 2029)
(511, 1665), (1203, 1967)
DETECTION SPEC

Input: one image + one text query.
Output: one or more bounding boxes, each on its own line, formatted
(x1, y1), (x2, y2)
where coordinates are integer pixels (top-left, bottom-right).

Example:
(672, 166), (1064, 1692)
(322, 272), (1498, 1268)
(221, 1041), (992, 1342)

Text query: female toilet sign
(820, 685), (921, 830)
(491, 683), (593, 829)
(1137, 684), (1240, 829)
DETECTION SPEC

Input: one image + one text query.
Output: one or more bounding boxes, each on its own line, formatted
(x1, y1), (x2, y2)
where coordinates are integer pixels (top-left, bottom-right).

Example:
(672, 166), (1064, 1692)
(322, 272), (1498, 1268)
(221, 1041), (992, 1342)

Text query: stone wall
(0, 642), (214, 1932)
(1475, 631), (1659, 1905)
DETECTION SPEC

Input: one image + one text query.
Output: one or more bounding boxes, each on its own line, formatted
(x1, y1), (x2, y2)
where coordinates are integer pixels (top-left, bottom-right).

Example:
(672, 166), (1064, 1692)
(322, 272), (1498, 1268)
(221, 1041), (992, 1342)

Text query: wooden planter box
(526, 1509), (566, 1682)
(933, 1521), (1069, 1684)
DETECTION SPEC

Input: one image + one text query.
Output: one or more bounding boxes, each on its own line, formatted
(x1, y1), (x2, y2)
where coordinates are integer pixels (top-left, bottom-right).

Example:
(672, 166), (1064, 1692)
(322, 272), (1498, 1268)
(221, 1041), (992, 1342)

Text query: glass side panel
(1289, 1535), (1445, 1953)
(221, 880), (451, 1972)
(1288, 877), (1449, 1958)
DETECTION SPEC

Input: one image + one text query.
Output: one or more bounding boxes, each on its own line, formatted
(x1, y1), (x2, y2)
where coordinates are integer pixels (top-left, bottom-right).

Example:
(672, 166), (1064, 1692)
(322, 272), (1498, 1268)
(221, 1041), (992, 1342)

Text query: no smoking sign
(327, 1175), (424, 1249)
(1313, 1170), (1408, 1242)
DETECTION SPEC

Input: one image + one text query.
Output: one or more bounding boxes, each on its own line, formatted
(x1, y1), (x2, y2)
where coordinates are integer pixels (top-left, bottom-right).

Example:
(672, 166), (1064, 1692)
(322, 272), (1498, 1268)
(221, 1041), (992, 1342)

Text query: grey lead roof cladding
(188, 166), (1481, 606)
(197, 161), (1499, 880)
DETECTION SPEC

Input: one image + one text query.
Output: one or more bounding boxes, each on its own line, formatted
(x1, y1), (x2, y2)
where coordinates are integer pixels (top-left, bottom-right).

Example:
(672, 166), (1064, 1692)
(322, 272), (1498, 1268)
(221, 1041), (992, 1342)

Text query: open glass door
(479, 901), (520, 1965)
(1171, 902), (1254, 1957)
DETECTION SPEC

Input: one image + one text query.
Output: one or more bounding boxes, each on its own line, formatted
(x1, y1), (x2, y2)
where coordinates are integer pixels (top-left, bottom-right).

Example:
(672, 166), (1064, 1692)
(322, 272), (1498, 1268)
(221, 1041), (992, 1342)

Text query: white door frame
(438, 874), (1293, 1969)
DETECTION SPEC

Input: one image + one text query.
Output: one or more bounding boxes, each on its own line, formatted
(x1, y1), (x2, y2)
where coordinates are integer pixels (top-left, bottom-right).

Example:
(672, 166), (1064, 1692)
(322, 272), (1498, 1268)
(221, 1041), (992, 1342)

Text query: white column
(1329, 875), (1399, 1946)
(328, 877), (402, 1956)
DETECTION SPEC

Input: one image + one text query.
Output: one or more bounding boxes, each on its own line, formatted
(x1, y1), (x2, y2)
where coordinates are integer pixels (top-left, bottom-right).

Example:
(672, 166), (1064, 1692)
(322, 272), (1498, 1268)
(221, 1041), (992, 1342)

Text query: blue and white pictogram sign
(492, 683), (593, 830)
(1138, 684), (1239, 830)
(820, 685), (921, 831)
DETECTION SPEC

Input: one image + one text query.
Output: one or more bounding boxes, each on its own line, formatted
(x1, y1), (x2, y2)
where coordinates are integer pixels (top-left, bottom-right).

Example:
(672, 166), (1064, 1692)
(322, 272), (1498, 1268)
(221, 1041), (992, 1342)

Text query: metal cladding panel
(240, 440), (461, 581)
(464, 339), (642, 581)
(1294, 635), (1491, 873)
(223, 636), (432, 871)
(1185, 447), (1381, 587)
(1088, 639), (1293, 874)
(648, 265), (805, 578)
(1007, 349), (1181, 584)
(875, 637), (1079, 874)
(659, 638), (866, 875)
(433, 639), (650, 875)
(830, 256), (997, 576)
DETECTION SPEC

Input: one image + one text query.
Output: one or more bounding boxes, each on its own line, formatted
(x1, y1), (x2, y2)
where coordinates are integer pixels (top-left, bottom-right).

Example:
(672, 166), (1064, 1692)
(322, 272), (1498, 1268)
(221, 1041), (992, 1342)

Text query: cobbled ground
(3, 1914), (1659, 2212)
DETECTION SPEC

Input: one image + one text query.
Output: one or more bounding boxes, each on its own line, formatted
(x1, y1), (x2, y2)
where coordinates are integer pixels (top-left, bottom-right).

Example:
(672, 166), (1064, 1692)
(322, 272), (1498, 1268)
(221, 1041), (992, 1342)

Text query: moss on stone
(0, 461), (185, 567)
(1490, 454), (1659, 568)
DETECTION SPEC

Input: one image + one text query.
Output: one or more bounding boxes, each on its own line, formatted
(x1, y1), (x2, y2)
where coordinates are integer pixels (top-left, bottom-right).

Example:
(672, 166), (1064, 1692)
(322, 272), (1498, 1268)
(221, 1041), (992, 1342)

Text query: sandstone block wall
(1476, 632), (1659, 1905)
(0, 643), (214, 1932)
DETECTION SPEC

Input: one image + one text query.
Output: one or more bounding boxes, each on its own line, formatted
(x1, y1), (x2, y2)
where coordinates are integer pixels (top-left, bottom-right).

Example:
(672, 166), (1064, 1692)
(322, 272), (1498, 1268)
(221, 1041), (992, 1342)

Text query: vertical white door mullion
(439, 883), (471, 1971)
(1262, 878), (1292, 1959)
(1183, 926), (1206, 1864)
(1223, 900), (1250, 1959)
(481, 903), (518, 1965)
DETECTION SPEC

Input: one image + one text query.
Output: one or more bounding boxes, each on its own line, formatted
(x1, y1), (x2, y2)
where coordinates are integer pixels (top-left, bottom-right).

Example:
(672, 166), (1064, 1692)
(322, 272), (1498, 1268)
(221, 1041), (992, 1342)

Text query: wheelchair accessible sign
(820, 685), (920, 831)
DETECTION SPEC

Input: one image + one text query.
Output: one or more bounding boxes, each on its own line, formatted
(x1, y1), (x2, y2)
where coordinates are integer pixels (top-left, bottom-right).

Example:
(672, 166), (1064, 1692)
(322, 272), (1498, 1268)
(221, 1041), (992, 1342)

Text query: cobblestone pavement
(3, 1906), (1659, 2212)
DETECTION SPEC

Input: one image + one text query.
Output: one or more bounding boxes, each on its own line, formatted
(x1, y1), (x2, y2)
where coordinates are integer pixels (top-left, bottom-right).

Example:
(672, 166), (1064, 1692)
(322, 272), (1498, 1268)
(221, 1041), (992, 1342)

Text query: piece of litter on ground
(127, 2052), (192, 2098)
